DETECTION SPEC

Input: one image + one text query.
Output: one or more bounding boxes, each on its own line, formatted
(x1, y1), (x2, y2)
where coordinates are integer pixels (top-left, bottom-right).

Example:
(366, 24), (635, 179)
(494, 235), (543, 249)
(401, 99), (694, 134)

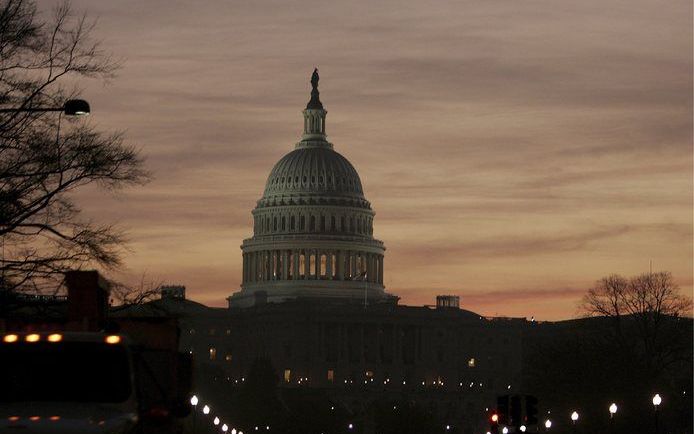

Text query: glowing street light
(214, 417), (220, 425)
(609, 403), (618, 417)
(190, 395), (198, 406)
(652, 394), (662, 434)
(202, 405), (210, 415)
(502, 427), (509, 434)
(222, 424), (228, 432)
(544, 419), (552, 430)
(571, 411), (579, 423)
(520, 426), (527, 432)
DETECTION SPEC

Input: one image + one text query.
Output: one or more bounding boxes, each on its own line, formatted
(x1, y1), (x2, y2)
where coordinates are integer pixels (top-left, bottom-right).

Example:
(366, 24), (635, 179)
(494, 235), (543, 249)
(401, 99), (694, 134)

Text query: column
(293, 249), (299, 280)
(349, 251), (355, 279)
(304, 249), (310, 279)
(313, 249), (319, 279)
(337, 251), (344, 280)
(378, 256), (384, 284)
(326, 250), (333, 279)
(282, 250), (289, 280)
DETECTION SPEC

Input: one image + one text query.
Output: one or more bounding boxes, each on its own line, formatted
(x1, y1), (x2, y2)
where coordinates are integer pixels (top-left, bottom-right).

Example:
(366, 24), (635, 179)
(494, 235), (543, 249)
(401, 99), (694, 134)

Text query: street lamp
(190, 395), (198, 434)
(544, 419), (552, 431)
(502, 427), (509, 434)
(652, 394), (662, 434)
(214, 417), (220, 426)
(609, 403), (618, 417)
(222, 424), (228, 432)
(203, 405), (210, 415)
(520, 425), (527, 432)
(0, 99), (90, 116)
(570, 411), (579, 433)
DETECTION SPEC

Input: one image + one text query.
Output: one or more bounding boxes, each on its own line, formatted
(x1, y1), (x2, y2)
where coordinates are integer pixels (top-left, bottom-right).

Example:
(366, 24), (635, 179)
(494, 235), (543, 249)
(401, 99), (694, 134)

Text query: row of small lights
(3, 333), (121, 344)
(191, 395), (271, 433)
(488, 395), (663, 434)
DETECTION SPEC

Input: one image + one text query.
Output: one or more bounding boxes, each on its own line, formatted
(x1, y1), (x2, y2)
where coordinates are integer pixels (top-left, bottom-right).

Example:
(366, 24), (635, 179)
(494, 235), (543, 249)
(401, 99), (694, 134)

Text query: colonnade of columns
(242, 249), (384, 285)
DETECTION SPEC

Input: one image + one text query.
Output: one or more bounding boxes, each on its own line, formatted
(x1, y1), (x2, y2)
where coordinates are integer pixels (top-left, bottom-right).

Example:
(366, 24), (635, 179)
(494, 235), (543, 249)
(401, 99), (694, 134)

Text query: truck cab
(0, 331), (190, 434)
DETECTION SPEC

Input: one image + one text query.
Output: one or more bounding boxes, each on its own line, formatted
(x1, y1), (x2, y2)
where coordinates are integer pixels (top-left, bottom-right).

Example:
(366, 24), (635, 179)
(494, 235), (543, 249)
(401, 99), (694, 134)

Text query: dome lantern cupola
(299, 68), (331, 148)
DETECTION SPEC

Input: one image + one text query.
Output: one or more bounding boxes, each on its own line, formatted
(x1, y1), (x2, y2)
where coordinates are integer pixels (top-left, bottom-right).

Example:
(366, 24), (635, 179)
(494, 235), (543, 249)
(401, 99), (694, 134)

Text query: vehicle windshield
(0, 341), (132, 403)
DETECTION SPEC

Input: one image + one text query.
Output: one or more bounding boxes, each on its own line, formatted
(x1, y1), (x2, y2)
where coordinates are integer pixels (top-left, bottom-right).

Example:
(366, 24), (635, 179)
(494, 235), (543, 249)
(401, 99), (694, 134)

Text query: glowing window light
(105, 335), (121, 344)
(47, 333), (63, 343)
(25, 334), (40, 343)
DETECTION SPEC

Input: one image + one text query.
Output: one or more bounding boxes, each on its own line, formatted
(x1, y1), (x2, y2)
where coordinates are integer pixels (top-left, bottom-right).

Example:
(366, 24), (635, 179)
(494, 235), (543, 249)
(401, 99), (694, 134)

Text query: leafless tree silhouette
(581, 271), (692, 376)
(0, 0), (149, 294)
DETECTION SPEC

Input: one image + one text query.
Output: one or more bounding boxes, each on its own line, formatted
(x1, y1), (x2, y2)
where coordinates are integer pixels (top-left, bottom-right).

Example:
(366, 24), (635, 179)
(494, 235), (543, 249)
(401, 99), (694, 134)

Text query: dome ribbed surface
(262, 147), (364, 198)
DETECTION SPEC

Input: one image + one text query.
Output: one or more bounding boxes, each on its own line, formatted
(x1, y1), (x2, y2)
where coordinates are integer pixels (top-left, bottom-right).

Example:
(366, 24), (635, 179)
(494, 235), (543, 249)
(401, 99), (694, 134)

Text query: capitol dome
(260, 147), (369, 207)
(228, 70), (396, 308)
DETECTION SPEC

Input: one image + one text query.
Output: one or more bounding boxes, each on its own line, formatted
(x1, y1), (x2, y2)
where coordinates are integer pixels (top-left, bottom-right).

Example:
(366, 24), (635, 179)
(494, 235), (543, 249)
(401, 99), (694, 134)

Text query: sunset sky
(56, 0), (691, 320)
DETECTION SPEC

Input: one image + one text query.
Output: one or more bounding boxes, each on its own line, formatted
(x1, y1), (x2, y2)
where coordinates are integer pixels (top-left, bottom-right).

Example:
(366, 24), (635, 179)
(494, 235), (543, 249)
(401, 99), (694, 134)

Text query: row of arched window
(254, 211), (373, 236)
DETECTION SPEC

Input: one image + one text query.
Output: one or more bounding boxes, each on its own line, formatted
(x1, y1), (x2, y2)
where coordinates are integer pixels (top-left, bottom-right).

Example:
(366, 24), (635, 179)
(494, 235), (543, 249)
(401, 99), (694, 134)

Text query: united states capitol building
(149, 71), (526, 434)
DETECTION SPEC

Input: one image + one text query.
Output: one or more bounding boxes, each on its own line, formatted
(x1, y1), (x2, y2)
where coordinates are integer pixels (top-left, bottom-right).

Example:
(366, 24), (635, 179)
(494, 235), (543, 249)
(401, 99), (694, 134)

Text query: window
(284, 369), (291, 383)
(209, 348), (217, 361)
(327, 369), (334, 382)
(468, 358), (475, 368)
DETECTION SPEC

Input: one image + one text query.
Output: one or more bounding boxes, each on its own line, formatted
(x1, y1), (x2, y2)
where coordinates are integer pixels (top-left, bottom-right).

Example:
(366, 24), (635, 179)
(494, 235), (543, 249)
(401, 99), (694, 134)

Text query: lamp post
(652, 394), (662, 434)
(222, 424), (228, 433)
(214, 417), (220, 426)
(609, 403), (617, 433)
(203, 405), (210, 415)
(571, 411), (579, 433)
(190, 395), (198, 434)
(0, 99), (90, 115)
(544, 419), (552, 432)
